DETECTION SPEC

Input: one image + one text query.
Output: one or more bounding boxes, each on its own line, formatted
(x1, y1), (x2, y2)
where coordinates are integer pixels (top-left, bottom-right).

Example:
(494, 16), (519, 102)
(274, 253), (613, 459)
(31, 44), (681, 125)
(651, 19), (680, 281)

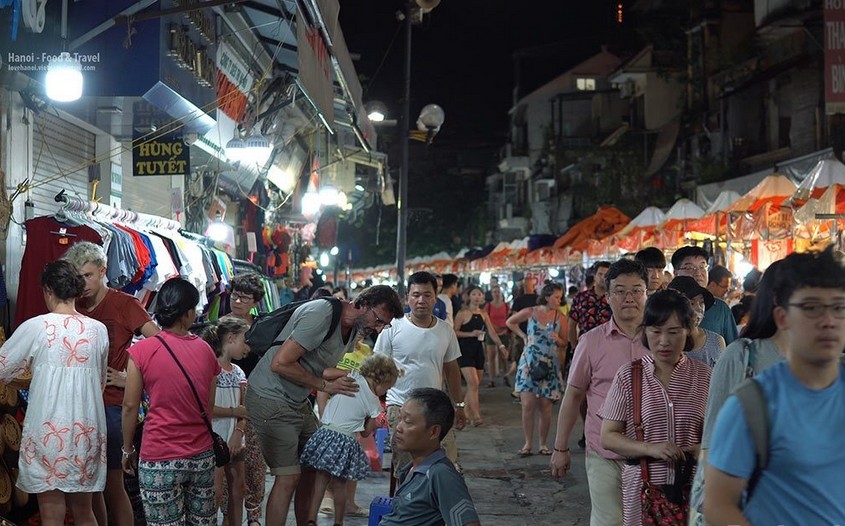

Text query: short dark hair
(537, 282), (563, 306)
(640, 288), (695, 352)
(585, 275), (595, 287)
(441, 274), (459, 290)
(354, 284), (404, 319)
(408, 271), (438, 292)
(604, 259), (648, 291)
(407, 387), (454, 440)
(230, 272), (265, 302)
(155, 278), (200, 328)
(635, 247), (666, 269)
(708, 265), (732, 285)
(568, 286), (578, 295)
(201, 317), (250, 357)
(742, 268), (763, 294)
(592, 261), (612, 273)
(42, 260), (85, 300)
(773, 247), (845, 308)
(740, 260), (784, 339)
(671, 246), (708, 270)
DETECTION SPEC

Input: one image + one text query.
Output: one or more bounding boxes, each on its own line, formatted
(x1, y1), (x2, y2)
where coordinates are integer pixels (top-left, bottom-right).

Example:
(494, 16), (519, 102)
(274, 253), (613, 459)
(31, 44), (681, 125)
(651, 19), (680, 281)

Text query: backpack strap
(269, 297), (344, 347)
(734, 378), (769, 498)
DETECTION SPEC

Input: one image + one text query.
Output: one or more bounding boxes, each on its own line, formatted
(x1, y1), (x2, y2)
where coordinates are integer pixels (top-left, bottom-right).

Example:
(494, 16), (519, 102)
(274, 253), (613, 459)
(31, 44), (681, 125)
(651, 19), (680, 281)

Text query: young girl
(302, 354), (401, 526)
(201, 317), (251, 526)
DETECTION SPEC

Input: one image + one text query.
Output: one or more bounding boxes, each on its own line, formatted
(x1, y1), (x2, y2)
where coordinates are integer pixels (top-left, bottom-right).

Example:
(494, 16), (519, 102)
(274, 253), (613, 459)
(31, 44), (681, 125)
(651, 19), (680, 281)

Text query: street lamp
(366, 2), (444, 298)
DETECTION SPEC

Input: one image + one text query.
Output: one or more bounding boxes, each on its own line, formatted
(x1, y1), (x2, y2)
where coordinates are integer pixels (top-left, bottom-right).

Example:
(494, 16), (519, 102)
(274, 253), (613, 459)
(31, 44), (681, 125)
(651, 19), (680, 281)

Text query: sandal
(539, 446), (553, 455)
(487, 381), (496, 388)
(517, 447), (533, 457)
(503, 376), (511, 387)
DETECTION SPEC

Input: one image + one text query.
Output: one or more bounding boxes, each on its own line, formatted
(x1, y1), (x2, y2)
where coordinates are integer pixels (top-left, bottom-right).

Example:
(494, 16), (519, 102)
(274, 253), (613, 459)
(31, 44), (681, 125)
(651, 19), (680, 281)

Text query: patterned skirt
(300, 427), (370, 481)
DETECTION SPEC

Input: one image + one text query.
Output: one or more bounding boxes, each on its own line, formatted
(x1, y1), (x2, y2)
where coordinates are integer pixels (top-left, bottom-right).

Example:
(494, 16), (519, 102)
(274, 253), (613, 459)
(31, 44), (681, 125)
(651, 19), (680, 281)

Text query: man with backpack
(704, 248), (845, 525)
(244, 285), (404, 526)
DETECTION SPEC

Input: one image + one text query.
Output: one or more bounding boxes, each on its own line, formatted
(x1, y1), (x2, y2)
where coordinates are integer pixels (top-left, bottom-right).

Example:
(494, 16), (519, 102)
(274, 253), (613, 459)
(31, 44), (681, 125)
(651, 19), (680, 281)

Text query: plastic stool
(375, 427), (389, 464)
(368, 495), (393, 526)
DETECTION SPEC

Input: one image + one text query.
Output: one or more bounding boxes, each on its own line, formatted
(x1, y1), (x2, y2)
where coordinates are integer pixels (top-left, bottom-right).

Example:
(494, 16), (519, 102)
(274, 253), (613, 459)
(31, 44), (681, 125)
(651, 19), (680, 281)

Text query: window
(576, 78), (595, 91)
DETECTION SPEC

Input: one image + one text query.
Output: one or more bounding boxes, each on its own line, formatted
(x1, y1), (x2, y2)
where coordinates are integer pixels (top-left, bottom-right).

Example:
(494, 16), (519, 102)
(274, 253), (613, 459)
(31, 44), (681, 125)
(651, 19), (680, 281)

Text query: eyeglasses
(610, 289), (646, 299)
(786, 302), (845, 319)
(370, 308), (392, 329)
(678, 265), (709, 274)
(230, 292), (254, 303)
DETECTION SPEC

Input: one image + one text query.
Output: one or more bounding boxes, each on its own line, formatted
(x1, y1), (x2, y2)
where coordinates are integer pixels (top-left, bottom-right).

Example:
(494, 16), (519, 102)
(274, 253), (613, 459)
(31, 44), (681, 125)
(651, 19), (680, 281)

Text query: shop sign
(132, 134), (190, 176)
(216, 43), (254, 123)
(825, 0), (845, 113)
(297, 14), (334, 124)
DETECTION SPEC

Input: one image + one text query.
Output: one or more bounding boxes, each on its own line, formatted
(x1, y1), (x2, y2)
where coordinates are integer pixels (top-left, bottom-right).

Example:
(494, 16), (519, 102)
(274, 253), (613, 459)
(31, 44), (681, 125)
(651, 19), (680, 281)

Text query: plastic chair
(368, 495), (393, 526)
(375, 427), (389, 465)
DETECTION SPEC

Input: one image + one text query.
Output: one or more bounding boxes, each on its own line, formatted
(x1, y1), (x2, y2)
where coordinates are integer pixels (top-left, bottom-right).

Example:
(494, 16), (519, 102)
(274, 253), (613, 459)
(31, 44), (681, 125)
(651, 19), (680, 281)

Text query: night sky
(339, 0), (623, 149)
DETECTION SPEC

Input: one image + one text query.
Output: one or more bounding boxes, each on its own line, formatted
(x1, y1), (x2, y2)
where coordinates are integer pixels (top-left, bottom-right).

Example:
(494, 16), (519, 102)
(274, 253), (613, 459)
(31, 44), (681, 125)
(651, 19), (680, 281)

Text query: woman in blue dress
(506, 282), (567, 456)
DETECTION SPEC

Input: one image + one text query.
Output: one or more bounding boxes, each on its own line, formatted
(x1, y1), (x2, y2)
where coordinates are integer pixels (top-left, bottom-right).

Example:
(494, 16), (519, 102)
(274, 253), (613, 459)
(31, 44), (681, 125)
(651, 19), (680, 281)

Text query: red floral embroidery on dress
(73, 455), (98, 484)
(44, 320), (57, 348)
(62, 337), (90, 366)
(41, 455), (69, 485)
(42, 421), (71, 451)
(72, 422), (98, 450)
(63, 316), (85, 334)
(22, 437), (37, 466)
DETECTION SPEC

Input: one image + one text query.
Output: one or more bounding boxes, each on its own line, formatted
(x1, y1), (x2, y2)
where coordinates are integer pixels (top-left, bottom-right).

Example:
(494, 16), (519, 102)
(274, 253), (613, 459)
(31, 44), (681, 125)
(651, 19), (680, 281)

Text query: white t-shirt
(321, 371), (382, 433)
(212, 363), (247, 441)
(437, 294), (454, 326)
(374, 316), (461, 406)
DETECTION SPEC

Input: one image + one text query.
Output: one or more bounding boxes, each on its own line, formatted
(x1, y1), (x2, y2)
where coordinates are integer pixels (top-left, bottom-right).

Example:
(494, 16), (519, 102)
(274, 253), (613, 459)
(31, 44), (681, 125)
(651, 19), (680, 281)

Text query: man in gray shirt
(246, 285), (404, 526)
(381, 388), (481, 526)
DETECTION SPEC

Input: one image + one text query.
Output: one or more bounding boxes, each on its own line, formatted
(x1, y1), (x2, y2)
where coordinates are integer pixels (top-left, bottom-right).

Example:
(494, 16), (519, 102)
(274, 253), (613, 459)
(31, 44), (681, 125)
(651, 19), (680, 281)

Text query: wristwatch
(454, 402), (466, 409)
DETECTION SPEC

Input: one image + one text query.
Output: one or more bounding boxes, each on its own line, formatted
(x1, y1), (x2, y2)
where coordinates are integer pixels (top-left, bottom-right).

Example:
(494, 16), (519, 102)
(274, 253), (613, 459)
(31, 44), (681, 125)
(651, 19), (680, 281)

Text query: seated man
(381, 388), (481, 526)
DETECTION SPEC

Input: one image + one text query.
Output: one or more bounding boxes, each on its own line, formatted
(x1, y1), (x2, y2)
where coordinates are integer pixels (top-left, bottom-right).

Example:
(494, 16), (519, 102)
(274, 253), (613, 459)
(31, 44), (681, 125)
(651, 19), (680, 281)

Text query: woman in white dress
(0, 260), (108, 526)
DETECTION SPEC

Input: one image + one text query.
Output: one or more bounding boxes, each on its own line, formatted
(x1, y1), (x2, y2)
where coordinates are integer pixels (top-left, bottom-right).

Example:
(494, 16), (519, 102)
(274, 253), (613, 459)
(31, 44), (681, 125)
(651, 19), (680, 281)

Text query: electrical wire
(362, 19), (402, 98)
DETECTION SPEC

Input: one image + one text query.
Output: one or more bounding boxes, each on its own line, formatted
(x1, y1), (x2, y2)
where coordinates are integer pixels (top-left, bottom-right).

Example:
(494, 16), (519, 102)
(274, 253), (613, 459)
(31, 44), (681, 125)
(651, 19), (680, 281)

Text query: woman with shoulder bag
(121, 278), (222, 526)
(686, 260), (789, 526)
(506, 282), (567, 457)
(599, 289), (711, 525)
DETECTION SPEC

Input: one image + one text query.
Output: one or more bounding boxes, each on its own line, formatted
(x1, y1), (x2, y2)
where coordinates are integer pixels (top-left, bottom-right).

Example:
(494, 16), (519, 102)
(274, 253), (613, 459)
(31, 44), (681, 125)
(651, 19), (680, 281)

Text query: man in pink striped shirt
(550, 259), (650, 526)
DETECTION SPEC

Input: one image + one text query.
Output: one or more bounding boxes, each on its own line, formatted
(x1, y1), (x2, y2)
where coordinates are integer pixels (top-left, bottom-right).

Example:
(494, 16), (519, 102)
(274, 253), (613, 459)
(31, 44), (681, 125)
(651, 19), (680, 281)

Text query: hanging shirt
(15, 217), (102, 328)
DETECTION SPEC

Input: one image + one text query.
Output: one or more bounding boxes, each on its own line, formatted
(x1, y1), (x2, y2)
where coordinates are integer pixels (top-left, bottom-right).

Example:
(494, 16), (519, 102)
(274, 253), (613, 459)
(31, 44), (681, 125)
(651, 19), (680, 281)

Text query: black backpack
(245, 297), (343, 357)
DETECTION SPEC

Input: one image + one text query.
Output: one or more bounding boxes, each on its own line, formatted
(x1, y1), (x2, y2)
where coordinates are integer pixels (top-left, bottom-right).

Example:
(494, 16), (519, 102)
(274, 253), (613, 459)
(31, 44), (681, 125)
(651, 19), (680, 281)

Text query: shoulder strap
(734, 378), (769, 497)
(743, 338), (758, 379)
(631, 359), (649, 483)
(155, 335), (214, 435)
(323, 297), (343, 344)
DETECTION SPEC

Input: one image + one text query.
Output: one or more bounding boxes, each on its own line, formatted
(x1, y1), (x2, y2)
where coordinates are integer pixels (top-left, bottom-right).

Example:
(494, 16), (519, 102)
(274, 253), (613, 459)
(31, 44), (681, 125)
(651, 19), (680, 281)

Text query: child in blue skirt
(302, 354), (401, 526)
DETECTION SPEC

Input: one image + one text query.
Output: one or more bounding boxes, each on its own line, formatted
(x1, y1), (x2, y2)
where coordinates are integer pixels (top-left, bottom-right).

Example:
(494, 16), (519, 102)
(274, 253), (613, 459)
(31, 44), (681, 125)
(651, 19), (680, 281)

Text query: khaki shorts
(245, 389), (318, 476)
(387, 404), (458, 471)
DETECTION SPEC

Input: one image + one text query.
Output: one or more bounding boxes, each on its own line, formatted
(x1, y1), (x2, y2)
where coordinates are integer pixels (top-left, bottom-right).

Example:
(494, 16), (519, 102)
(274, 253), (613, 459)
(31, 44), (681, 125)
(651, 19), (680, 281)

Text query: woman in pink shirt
(484, 284), (511, 387)
(121, 278), (221, 526)
(599, 288), (711, 525)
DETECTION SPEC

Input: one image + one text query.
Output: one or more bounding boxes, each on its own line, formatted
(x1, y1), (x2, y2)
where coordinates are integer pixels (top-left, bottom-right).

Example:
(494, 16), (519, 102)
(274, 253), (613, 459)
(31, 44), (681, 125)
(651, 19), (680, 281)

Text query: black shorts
(458, 346), (485, 370)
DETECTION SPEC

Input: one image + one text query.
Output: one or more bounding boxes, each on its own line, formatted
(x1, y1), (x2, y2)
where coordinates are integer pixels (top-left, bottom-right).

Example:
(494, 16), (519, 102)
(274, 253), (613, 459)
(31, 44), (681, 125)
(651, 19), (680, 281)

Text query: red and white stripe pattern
(599, 354), (711, 526)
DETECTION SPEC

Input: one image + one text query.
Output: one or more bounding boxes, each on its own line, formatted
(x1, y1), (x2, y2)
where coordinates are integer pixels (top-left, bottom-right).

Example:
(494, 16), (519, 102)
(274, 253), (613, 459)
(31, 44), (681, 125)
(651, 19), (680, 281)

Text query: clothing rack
(54, 189), (181, 231)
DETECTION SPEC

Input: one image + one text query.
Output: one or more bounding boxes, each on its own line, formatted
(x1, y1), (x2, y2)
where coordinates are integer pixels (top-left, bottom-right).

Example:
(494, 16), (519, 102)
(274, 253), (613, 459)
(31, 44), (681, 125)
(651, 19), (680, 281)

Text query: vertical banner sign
(826, 0), (845, 114)
(133, 134), (191, 176)
(216, 43), (255, 123)
(297, 12), (335, 124)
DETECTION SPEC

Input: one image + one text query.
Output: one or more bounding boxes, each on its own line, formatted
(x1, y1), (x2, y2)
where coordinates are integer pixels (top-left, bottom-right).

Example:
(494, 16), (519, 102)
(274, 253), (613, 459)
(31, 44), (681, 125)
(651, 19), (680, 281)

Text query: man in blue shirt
(672, 246), (738, 344)
(704, 247), (845, 525)
(381, 388), (481, 526)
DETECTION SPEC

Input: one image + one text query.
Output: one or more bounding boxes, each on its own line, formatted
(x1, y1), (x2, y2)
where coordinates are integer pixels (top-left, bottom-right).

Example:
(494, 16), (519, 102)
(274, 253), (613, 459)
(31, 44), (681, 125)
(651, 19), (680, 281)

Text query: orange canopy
(553, 206), (631, 251)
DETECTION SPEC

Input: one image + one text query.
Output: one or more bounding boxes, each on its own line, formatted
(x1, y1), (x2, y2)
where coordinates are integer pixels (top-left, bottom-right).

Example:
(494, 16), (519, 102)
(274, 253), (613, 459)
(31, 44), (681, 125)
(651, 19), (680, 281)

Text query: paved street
(272, 384), (592, 526)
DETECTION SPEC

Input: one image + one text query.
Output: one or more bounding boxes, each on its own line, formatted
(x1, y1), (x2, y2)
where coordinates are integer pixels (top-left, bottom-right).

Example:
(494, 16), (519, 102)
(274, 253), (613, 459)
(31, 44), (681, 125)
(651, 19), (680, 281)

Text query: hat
(667, 276), (715, 310)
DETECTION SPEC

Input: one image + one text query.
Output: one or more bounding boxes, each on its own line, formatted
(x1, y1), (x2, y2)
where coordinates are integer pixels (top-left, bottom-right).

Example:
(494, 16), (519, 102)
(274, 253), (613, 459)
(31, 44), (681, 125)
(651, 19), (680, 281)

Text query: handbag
(632, 359), (689, 525)
(530, 359), (551, 381)
(155, 335), (230, 467)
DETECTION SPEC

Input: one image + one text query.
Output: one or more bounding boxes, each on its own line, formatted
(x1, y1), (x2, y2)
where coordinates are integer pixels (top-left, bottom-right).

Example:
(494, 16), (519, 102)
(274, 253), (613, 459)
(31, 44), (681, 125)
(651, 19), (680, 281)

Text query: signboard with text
(132, 134), (190, 176)
(826, 0), (845, 113)
(297, 13), (335, 124)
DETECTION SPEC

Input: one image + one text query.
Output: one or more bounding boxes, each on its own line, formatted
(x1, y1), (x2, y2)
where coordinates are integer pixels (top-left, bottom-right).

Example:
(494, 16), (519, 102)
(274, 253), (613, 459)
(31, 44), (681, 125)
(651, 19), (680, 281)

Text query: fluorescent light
(355, 184), (365, 192)
(45, 52), (83, 102)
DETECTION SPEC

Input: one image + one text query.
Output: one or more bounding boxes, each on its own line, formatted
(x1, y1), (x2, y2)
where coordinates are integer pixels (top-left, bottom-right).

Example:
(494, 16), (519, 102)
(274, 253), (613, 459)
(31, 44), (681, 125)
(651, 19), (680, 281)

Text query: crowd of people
(3, 236), (845, 526)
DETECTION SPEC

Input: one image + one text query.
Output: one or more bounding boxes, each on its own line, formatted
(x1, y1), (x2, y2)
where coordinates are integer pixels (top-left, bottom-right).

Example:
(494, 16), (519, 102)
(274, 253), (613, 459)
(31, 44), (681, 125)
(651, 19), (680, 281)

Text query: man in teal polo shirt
(381, 388), (481, 526)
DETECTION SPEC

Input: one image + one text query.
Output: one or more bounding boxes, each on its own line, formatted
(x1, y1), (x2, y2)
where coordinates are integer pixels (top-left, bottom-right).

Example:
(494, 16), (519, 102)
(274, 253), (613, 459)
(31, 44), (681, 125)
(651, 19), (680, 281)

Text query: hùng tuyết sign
(132, 134), (191, 176)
